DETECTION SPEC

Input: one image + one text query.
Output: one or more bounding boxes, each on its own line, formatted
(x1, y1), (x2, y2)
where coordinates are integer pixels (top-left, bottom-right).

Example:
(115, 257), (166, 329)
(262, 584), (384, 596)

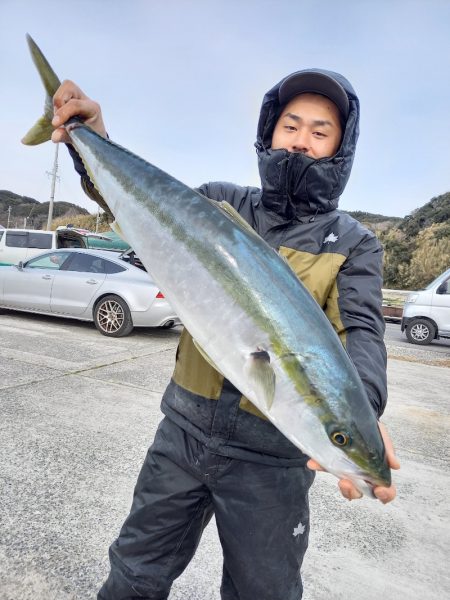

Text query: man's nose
(291, 132), (310, 153)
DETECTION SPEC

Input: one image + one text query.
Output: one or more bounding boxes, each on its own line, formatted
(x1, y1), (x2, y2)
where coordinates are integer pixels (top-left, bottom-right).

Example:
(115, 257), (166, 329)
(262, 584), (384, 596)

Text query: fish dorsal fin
(218, 201), (256, 235)
(192, 338), (225, 377)
(110, 220), (127, 242)
(244, 350), (276, 410)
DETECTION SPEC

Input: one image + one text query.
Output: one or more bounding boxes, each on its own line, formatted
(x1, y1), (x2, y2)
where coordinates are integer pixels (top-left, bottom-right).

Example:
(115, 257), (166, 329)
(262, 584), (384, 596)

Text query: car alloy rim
(411, 323), (429, 341)
(97, 300), (125, 333)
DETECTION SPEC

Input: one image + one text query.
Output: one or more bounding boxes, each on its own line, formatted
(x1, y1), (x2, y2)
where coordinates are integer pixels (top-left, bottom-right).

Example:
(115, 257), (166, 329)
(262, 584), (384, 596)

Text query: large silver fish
(23, 34), (390, 496)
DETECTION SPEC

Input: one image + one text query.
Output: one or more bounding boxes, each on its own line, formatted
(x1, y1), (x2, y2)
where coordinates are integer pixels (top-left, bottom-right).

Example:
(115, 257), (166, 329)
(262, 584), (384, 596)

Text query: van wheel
(405, 318), (436, 345)
(94, 295), (134, 337)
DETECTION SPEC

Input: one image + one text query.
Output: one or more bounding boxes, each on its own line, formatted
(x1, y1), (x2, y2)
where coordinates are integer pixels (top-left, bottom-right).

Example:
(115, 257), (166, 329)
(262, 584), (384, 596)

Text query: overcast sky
(0, 0), (449, 219)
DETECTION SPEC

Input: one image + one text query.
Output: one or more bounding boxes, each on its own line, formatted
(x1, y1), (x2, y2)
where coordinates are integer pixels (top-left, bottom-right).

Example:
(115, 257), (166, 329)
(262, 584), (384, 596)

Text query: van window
(28, 231), (53, 249)
(6, 232), (28, 248)
(0, 231), (4, 242)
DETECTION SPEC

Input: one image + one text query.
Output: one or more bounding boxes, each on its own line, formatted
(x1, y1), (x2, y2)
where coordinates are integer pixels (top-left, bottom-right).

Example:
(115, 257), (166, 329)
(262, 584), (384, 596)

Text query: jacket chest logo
(323, 232), (339, 244)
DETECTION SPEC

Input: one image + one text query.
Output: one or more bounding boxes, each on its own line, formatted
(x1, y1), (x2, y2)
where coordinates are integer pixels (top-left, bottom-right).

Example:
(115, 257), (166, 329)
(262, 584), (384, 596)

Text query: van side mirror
(436, 282), (448, 294)
(16, 261), (24, 271)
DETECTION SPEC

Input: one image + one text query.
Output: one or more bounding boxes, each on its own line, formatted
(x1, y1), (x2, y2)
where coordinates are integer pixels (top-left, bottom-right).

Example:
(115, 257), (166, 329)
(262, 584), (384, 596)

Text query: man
(52, 68), (399, 600)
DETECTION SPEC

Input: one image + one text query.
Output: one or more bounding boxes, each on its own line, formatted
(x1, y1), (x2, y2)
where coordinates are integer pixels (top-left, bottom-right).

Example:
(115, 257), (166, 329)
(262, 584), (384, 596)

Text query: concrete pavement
(0, 311), (449, 600)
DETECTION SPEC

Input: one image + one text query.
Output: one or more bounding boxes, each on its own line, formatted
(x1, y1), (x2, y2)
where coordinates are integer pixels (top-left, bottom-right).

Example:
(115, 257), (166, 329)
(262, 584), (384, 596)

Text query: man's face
(271, 93), (343, 159)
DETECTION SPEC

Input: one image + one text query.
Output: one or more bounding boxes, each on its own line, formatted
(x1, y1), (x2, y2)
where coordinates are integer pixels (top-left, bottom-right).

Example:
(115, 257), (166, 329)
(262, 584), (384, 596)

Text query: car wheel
(94, 295), (134, 337)
(405, 318), (436, 345)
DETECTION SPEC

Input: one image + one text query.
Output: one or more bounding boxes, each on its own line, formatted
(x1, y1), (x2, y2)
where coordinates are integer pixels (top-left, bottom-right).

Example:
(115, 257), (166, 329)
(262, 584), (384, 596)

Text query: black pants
(98, 418), (314, 600)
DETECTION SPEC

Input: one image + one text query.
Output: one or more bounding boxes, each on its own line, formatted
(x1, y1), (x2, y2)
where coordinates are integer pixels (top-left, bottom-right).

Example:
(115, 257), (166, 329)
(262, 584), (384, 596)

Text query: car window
(59, 237), (83, 249)
(66, 253), (109, 274)
(119, 250), (146, 271)
(103, 259), (126, 274)
(28, 232), (53, 249)
(25, 251), (72, 270)
(6, 232), (28, 248)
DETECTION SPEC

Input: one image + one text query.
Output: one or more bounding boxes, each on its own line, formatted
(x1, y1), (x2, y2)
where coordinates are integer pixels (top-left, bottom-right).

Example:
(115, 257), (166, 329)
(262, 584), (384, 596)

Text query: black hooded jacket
(256, 68), (359, 220)
(68, 69), (387, 465)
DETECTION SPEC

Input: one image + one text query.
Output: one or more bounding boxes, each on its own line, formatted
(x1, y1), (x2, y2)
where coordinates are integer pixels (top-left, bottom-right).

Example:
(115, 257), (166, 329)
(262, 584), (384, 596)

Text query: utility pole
(46, 143), (59, 231)
(95, 207), (101, 233)
(7, 206), (11, 228)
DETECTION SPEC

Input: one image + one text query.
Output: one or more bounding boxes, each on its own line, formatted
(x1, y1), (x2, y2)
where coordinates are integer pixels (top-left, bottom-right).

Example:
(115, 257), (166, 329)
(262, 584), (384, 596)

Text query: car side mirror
(436, 282), (448, 294)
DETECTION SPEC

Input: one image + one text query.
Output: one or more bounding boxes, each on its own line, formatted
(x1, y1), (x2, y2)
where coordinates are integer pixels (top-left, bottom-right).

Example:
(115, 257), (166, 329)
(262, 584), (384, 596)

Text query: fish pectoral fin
(217, 201), (257, 235)
(192, 339), (225, 376)
(244, 350), (276, 410)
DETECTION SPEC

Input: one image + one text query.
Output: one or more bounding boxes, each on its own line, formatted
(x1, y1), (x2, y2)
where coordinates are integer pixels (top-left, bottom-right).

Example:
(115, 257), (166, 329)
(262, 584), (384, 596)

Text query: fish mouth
(338, 456), (391, 496)
(355, 470), (391, 497)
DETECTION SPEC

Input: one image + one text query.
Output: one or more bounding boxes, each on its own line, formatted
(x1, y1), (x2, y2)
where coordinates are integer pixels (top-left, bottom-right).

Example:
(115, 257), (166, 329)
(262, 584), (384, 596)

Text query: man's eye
(313, 131), (326, 138)
(284, 125), (296, 131)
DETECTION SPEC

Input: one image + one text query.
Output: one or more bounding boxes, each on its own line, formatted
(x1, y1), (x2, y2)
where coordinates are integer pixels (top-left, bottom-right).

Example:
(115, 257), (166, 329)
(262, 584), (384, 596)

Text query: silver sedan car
(0, 248), (180, 337)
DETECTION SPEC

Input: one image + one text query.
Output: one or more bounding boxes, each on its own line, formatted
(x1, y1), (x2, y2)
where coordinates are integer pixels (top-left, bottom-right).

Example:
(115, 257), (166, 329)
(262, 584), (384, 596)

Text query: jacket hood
(255, 68), (360, 219)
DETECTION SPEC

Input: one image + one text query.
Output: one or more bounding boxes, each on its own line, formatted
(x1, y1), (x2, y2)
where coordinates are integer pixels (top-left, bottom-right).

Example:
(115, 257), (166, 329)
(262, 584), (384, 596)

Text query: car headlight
(405, 294), (418, 304)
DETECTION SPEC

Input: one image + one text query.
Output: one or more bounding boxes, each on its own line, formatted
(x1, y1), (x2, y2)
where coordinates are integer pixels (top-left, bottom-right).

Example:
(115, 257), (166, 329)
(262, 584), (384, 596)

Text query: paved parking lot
(0, 312), (449, 600)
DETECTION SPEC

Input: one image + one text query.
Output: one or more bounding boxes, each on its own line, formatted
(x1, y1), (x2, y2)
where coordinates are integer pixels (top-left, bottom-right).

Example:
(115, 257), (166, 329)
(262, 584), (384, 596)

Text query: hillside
(0, 190), (89, 230)
(345, 211), (402, 233)
(378, 192), (450, 289)
(399, 192), (450, 237)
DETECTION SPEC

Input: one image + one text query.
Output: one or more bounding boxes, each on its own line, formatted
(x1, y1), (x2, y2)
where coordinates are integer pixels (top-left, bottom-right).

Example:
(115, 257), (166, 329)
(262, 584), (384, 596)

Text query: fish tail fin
(21, 34), (61, 146)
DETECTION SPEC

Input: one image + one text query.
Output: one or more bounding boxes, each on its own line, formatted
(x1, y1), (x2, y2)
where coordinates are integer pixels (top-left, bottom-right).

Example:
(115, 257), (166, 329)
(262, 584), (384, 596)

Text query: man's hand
(307, 422), (400, 503)
(51, 80), (107, 143)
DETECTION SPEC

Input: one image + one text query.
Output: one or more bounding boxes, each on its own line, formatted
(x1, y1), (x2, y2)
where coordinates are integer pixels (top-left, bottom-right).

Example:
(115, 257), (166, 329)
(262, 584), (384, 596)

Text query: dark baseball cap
(278, 70), (350, 119)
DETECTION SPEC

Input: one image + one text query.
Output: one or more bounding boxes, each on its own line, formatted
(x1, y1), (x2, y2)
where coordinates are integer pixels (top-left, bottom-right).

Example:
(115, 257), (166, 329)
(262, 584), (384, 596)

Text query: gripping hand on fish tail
(307, 422), (400, 503)
(52, 80), (107, 143)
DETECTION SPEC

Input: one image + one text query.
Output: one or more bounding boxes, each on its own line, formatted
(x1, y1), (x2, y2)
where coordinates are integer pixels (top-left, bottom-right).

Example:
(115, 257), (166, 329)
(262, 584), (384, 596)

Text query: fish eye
(330, 431), (351, 447)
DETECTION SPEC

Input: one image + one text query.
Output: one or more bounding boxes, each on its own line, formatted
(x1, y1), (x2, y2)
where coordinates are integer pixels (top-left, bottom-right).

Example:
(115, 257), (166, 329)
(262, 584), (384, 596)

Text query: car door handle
(86, 279), (98, 285)
(42, 275), (52, 280)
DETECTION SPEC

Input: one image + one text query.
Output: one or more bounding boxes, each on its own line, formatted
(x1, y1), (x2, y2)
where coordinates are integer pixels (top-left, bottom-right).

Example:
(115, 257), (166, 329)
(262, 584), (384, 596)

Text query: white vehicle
(0, 227), (111, 266)
(401, 268), (450, 344)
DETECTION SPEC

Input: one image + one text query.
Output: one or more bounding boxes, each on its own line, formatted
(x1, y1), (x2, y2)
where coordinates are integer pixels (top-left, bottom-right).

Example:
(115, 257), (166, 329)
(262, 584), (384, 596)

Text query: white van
(401, 268), (450, 344)
(0, 227), (110, 266)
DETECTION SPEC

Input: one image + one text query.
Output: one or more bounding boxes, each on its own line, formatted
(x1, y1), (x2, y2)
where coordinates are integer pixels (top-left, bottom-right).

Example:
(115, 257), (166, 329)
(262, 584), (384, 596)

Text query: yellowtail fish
(22, 34), (391, 496)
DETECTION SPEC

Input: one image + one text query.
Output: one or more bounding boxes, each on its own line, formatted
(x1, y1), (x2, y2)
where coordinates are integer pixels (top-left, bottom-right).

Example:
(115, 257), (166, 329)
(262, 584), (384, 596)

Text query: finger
(338, 479), (363, 501)
(373, 484), (397, 504)
(53, 80), (84, 109)
(51, 127), (71, 144)
(52, 98), (97, 127)
(378, 422), (401, 470)
(306, 459), (325, 472)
